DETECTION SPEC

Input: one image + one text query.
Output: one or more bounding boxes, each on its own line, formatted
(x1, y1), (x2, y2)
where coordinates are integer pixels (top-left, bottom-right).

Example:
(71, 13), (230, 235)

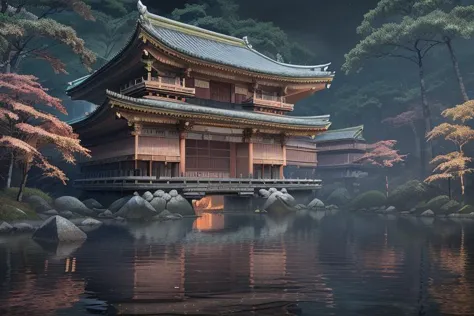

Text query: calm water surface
(1, 211), (474, 315)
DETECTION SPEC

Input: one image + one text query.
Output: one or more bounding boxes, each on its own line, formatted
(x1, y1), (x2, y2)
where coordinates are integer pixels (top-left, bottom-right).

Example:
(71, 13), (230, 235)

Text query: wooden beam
(248, 142), (254, 178)
(230, 143), (236, 177)
(179, 133), (186, 176)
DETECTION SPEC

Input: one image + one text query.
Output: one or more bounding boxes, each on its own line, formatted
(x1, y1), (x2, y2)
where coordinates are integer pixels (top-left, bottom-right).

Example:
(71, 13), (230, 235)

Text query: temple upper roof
(313, 125), (364, 143)
(67, 1), (334, 94)
(137, 0), (333, 78)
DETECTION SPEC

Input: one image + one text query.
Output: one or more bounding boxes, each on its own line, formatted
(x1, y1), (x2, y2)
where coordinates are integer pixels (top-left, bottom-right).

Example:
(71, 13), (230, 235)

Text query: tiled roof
(313, 125), (364, 142)
(141, 12), (333, 78)
(104, 91), (331, 128)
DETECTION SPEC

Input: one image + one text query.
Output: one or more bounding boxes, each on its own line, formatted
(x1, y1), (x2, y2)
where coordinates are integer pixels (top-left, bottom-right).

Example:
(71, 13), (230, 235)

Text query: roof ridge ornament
(242, 36), (252, 48)
(137, 0), (151, 26)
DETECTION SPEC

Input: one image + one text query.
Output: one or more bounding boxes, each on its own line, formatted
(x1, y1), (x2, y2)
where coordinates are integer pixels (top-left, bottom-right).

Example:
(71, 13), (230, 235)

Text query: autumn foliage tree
(0, 73), (90, 201)
(355, 140), (406, 168)
(425, 100), (474, 195)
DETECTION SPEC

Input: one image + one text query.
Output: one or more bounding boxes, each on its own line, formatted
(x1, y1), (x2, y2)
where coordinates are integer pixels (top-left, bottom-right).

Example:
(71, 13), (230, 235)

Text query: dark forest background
(9, 0), (474, 195)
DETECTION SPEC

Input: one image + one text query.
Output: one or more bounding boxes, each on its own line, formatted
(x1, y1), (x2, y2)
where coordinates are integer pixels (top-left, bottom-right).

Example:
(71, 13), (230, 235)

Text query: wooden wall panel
(185, 139), (230, 178)
(138, 136), (180, 159)
(88, 137), (134, 161)
(286, 147), (317, 166)
(317, 153), (364, 166)
(236, 143), (249, 177)
(253, 143), (283, 164)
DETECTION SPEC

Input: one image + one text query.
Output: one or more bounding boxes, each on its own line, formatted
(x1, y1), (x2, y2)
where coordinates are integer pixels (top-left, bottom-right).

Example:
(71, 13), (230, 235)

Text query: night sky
(144, 0), (380, 65)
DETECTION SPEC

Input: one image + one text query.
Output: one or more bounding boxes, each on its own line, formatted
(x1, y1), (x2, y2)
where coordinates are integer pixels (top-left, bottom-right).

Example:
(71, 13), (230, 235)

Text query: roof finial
(242, 36), (252, 48)
(137, 0), (148, 16)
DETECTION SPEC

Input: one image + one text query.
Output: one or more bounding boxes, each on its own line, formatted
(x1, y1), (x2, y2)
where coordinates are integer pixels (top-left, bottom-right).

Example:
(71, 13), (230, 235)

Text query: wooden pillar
(248, 142), (254, 178)
(149, 160), (153, 177)
(133, 123), (141, 171)
(261, 164), (264, 179)
(230, 143), (236, 177)
(179, 133), (186, 177)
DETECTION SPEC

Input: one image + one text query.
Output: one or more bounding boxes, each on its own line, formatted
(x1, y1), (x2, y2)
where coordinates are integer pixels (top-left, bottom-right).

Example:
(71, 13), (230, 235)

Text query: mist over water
(1, 211), (474, 315)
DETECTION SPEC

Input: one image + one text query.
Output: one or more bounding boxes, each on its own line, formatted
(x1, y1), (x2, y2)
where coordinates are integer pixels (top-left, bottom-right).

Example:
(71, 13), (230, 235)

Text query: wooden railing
(73, 176), (323, 196)
(120, 76), (196, 96)
(245, 92), (294, 111)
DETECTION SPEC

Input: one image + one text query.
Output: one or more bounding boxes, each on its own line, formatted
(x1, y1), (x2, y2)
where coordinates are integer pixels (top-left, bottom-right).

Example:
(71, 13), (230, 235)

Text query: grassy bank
(0, 187), (52, 221)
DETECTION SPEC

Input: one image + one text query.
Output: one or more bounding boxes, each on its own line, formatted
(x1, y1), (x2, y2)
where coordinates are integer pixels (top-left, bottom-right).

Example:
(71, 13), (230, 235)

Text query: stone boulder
(269, 188), (277, 194)
(82, 198), (103, 209)
(385, 206), (397, 213)
(426, 195), (450, 214)
(25, 195), (53, 214)
(115, 196), (158, 220)
(81, 218), (102, 226)
(163, 193), (172, 202)
(59, 211), (74, 219)
(307, 198), (325, 211)
(54, 196), (94, 216)
(33, 216), (86, 242)
(0, 221), (13, 233)
(98, 210), (113, 218)
(167, 194), (195, 216)
(13, 223), (35, 232)
(142, 191), (154, 202)
(109, 196), (132, 213)
(259, 189), (270, 198)
(263, 191), (297, 214)
(153, 190), (165, 197)
(169, 190), (179, 197)
(154, 209), (183, 221)
(150, 197), (167, 213)
(45, 209), (59, 216)
(420, 209), (435, 217)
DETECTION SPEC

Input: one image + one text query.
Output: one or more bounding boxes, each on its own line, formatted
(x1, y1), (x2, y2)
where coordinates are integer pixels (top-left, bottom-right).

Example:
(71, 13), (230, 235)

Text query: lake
(1, 211), (474, 315)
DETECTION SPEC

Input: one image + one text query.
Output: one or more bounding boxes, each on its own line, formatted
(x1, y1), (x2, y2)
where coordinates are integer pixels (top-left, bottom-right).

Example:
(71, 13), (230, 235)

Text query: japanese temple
(67, 0), (336, 195)
(313, 125), (368, 181)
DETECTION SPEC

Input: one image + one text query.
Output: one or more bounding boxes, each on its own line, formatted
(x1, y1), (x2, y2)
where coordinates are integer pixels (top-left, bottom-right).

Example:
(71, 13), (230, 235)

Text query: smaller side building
(313, 125), (368, 183)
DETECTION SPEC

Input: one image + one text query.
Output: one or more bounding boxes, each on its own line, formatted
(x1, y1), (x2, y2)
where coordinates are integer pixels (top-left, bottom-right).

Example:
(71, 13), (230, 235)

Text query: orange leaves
(442, 100), (474, 123)
(425, 152), (473, 184)
(0, 108), (19, 120)
(427, 123), (474, 148)
(32, 51), (68, 74)
(354, 140), (406, 168)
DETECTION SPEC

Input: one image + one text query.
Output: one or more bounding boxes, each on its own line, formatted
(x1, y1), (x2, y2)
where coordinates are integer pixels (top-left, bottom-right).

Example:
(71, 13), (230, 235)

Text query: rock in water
(263, 191), (296, 214)
(45, 209), (59, 216)
(154, 209), (183, 220)
(109, 196), (132, 213)
(25, 195), (53, 214)
(259, 189), (270, 198)
(115, 196), (158, 220)
(81, 218), (102, 226)
(54, 196), (94, 216)
(163, 193), (172, 202)
(169, 190), (179, 197)
(33, 216), (86, 242)
(0, 222), (13, 233)
(150, 197), (167, 213)
(153, 190), (165, 197)
(166, 195), (194, 216)
(98, 210), (113, 218)
(307, 198), (325, 211)
(82, 198), (103, 209)
(13, 223), (35, 232)
(59, 211), (74, 219)
(142, 191), (154, 202)
(420, 209), (435, 217)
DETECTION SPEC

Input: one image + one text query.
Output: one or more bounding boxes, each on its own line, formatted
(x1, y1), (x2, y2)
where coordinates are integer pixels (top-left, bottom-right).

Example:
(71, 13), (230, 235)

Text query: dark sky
(145, 0), (380, 65)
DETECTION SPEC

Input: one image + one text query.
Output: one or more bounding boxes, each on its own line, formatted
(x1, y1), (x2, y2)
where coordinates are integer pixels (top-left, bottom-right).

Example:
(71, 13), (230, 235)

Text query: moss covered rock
(327, 188), (351, 207)
(3, 187), (53, 204)
(426, 195), (451, 213)
(458, 205), (474, 214)
(439, 200), (461, 215)
(351, 190), (386, 210)
(0, 205), (28, 221)
(387, 180), (431, 210)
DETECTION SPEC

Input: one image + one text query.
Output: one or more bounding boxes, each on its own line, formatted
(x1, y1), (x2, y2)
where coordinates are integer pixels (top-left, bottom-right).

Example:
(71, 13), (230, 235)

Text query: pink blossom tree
(0, 73), (90, 201)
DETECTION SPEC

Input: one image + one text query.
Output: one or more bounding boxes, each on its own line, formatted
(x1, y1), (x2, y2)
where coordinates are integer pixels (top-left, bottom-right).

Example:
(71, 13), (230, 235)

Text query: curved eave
(139, 24), (334, 82)
(106, 91), (330, 132)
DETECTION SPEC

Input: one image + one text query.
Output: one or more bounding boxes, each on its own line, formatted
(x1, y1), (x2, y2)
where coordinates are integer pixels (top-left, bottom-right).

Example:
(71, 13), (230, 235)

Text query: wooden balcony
(120, 76), (196, 97)
(244, 92), (294, 111)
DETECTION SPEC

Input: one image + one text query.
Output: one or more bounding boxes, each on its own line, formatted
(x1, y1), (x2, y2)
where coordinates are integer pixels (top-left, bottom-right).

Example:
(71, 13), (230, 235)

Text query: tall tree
(356, 0), (474, 102)
(343, 18), (441, 176)
(0, 74), (90, 201)
(0, 0), (96, 188)
(425, 100), (474, 195)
